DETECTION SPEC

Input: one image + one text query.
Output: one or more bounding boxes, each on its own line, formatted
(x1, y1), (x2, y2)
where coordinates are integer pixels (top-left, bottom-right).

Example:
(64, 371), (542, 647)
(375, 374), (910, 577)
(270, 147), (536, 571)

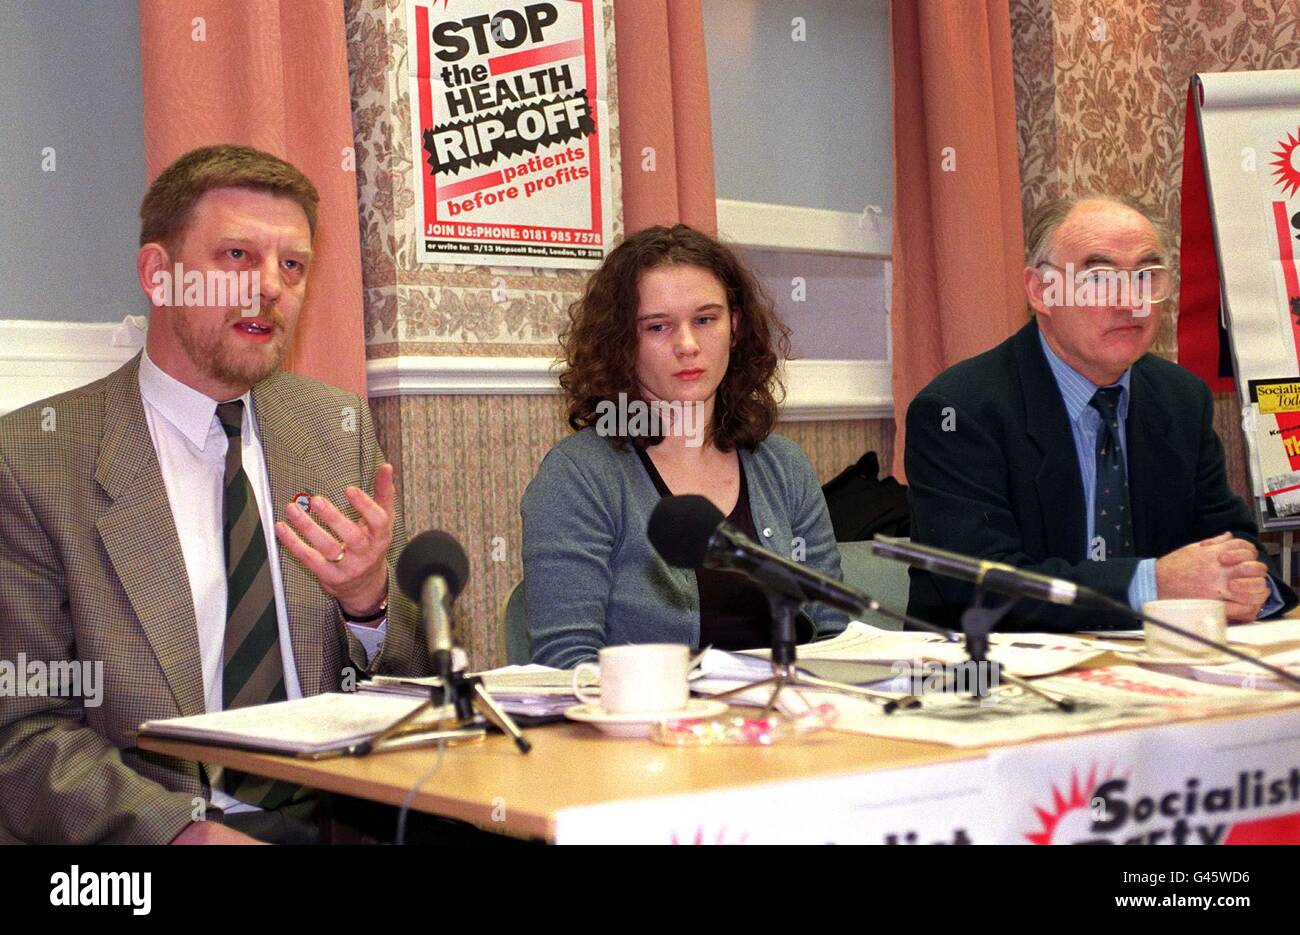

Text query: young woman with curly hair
(521, 224), (846, 669)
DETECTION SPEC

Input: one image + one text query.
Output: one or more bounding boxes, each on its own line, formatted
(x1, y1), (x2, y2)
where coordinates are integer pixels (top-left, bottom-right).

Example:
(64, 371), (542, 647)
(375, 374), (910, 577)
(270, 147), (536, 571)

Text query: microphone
(870, 537), (1300, 690)
(868, 538), (1101, 608)
(397, 530), (470, 686)
(647, 494), (864, 615)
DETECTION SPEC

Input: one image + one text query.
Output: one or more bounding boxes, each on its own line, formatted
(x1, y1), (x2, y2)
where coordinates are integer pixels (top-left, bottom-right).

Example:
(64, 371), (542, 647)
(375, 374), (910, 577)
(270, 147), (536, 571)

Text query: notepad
(139, 692), (456, 757)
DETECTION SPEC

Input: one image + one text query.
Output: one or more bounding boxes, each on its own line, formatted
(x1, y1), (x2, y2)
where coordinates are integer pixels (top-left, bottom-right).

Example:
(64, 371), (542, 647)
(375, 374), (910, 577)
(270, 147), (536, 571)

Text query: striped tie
(216, 400), (297, 809)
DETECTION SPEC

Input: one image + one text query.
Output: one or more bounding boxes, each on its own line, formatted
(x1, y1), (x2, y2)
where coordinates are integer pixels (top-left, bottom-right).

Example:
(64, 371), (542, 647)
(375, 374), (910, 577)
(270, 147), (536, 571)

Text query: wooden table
(143, 718), (986, 840)
(142, 622), (1300, 842)
(141, 695), (1300, 841)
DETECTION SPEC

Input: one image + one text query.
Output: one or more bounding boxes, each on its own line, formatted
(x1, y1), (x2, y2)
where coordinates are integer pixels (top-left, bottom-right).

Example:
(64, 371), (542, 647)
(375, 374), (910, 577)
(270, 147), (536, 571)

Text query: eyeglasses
(1035, 262), (1173, 306)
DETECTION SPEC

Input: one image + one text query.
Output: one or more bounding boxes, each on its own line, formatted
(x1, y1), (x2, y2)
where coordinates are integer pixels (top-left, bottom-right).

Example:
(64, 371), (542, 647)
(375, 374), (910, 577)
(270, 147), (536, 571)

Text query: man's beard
(173, 308), (290, 389)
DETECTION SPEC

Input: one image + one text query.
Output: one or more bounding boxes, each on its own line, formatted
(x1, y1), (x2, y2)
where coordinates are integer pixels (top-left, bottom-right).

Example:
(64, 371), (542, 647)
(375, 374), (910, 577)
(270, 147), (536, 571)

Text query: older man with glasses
(904, 195), (1296, 632)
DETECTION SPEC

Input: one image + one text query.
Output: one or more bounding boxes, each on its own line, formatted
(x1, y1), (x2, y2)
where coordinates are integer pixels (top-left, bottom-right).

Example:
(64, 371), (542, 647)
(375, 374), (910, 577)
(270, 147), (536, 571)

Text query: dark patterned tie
(216, 400), (297, 809)
(1089, 387), (1134, 560)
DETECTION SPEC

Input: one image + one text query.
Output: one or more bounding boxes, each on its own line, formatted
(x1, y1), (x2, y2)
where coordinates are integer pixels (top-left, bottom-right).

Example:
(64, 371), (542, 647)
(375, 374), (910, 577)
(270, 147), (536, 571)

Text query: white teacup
(572, 644), (691, 714)
(1141, 599), (1227, 658)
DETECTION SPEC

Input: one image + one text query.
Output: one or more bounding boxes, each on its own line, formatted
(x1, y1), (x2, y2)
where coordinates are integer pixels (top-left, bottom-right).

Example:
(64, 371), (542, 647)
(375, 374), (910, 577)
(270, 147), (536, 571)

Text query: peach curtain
(889, 0), (1025, 479)
(613, 0), (717, 235)
(138, 0), (365, 395)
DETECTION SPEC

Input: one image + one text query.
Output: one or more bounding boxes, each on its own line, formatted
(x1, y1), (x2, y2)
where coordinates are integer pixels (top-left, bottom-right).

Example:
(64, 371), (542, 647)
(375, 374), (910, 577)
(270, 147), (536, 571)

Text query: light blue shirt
(1038, 332), (1280, 616)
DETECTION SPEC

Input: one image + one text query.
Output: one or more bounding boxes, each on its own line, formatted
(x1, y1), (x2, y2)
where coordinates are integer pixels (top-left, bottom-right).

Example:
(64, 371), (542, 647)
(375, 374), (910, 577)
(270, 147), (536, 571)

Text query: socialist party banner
(405, 0), (613, 268)
(988, 707), (1300, 845)
(1191, 70), (1300, 530)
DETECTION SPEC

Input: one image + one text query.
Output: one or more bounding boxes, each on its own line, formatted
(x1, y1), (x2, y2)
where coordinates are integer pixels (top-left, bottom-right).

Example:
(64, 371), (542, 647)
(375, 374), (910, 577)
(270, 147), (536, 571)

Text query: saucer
(1130, 646), (1251, 667)
(564, 698), (729, 737)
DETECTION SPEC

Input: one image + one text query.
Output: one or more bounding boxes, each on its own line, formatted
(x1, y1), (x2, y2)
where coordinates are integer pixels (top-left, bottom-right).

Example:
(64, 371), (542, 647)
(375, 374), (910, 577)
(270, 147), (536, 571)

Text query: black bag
(821, 451), (910, 542)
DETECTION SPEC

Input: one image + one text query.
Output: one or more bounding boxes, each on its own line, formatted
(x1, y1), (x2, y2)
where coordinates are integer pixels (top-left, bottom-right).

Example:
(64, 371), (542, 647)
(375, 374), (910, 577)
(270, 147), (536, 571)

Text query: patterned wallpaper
(346, 0), (894, 666)
(1011, 0), (1300, 501)
(370, 394), (570, 664)
(1012, 0), (1063, 221)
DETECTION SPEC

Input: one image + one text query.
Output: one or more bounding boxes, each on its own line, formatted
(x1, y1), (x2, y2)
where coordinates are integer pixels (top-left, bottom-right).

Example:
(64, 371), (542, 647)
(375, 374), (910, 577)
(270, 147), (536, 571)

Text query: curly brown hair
(559, 224), (790, 451)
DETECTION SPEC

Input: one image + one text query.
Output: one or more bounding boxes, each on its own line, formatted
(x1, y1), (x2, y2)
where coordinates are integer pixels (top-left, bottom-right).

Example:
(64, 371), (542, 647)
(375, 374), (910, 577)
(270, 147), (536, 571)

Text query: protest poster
(406, 0), (614, 268)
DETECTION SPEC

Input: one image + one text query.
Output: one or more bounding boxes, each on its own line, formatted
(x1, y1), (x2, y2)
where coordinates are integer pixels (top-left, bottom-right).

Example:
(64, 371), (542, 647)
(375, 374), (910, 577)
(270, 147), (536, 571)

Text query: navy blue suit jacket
(904, 319), (1296, 631)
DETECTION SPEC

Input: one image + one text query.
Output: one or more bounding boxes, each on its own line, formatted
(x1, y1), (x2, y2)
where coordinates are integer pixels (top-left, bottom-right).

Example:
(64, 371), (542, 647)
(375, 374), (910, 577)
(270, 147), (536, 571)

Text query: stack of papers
(689, 623), (1112, 714)
(1223, 619), (1300, 646)
(695, 621), (1108, 683)
(692, 647), (897, 690)
(362, 664), (590, 719)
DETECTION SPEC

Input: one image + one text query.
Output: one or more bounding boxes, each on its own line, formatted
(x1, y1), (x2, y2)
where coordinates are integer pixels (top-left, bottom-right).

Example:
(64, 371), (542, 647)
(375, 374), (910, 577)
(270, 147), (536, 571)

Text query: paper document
(1184, 647), (1300, 691)
(719, 665), (1300, 748)
(1080, 629), (1145, 641)
(729, 621), (1106, 678)
(693, 647), (896, 688)
(1225, 619), (1300, 646)
(139, 692), (451, 755)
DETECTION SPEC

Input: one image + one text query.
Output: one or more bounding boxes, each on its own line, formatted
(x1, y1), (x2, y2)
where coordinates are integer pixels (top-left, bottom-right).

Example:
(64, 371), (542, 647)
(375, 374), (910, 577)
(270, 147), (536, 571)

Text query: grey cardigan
(521, 428), (848, 668)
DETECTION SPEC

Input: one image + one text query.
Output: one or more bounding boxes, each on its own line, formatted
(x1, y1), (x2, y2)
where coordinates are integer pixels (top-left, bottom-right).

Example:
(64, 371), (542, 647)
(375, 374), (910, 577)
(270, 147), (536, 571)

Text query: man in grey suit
(0, 145), (429, 844)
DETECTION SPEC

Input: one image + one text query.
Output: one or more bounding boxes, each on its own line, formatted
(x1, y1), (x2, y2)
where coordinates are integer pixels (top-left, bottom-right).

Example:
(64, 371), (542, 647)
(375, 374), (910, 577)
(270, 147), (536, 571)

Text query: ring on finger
(329, 543), (347, 564)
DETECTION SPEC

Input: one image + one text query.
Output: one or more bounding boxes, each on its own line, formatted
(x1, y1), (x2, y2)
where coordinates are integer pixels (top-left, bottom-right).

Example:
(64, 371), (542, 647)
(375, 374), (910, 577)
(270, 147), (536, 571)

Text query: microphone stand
(350, 670), (532, 756)
(347, 692), (485, 757)
(707, 567), (929, 716)
(349, 584), (532, 756)
(422, 572), (531, 753)
(959, 587), (1076, 711)
(437, 670), (532, 754)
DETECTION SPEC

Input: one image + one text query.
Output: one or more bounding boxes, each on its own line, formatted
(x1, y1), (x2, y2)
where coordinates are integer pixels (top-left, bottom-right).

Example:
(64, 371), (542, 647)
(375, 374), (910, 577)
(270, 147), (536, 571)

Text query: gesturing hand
(274, 463), (396, 621)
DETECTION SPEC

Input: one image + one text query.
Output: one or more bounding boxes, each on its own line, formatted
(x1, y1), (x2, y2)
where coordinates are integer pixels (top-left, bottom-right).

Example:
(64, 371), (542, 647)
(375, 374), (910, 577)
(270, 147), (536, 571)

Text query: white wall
(704, 0), (893, 378)
(740, 247), (889, 361)
(703, 0), (893, 215)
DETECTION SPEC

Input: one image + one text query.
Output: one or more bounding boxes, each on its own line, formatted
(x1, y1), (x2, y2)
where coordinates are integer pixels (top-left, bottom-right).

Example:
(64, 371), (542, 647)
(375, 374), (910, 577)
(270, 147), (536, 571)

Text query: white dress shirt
(138, 352), (385, 812)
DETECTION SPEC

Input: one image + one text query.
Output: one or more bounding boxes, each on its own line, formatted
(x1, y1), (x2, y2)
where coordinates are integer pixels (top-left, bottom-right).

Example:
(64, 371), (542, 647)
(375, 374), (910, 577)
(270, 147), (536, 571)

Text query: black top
(637, 447), (792, 651)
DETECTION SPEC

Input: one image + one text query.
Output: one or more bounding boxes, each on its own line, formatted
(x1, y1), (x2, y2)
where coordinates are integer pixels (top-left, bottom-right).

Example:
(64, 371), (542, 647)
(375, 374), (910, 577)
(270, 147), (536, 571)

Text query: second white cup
(572, 644), (691, 714)
(1141, 598), (1227, 657)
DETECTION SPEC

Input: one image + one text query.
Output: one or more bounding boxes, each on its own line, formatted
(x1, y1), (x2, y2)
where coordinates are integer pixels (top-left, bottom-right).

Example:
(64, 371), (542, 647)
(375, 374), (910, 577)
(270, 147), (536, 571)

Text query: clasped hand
(1155, 531), (1270, 621)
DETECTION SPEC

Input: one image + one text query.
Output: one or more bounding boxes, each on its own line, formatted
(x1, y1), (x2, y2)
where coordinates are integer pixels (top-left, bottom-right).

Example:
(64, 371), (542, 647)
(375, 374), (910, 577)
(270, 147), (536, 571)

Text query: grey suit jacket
(0, 354), (430, 843)
(521, 428), (847, 668)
